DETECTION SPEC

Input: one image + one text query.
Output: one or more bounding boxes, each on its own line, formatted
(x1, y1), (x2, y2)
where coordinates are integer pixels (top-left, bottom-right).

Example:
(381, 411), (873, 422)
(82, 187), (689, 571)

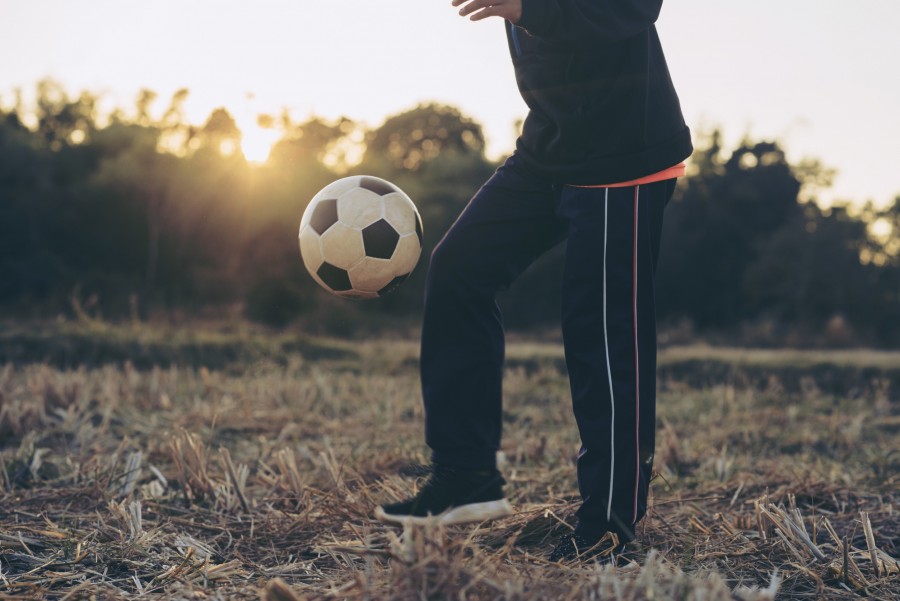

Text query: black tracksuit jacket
(508, 0), (693, 185)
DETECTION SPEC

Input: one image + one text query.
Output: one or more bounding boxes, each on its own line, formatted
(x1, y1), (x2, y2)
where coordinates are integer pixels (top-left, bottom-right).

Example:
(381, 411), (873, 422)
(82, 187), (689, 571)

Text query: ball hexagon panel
(320, 223), (365, 269)
(383, 193), (418, 235)
(308, 198), (339, 235)
(348, 257), (396, 293)
(362, 219), (400, 260)
(316, 262), (352, 292)
(391, 233), (422, 274)
(337, 188), (383, 229)
(298, 226), (324, 273)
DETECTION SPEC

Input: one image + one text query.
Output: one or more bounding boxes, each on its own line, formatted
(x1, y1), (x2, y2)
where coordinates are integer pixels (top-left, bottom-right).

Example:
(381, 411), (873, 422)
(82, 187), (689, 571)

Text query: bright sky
(1, 0), (898, 206)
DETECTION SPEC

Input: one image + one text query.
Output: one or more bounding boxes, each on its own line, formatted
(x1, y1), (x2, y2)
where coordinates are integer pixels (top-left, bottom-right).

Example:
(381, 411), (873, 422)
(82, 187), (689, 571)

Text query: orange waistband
(572, 162), (686, 188)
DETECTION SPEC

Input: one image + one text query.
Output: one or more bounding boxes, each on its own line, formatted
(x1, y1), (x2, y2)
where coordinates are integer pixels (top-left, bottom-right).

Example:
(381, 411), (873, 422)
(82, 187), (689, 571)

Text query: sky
(1, 0), (898, 207)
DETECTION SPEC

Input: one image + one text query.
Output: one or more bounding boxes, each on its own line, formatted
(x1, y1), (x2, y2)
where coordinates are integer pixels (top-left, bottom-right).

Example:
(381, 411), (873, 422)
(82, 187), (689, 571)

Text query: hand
(452, 0), (522, 24)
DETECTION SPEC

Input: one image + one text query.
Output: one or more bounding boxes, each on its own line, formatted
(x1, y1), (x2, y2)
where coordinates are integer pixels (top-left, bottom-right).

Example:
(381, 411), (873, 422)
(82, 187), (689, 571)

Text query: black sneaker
(375, 465), (513, 526)
(549, 531), (627, 564)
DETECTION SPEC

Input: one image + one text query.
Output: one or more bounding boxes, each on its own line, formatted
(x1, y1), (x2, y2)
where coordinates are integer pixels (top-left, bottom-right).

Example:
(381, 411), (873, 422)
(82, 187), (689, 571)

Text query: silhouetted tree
(362, 103), (486, 172)
(659, 136), (805, 327)
(2, 83), (898, 345)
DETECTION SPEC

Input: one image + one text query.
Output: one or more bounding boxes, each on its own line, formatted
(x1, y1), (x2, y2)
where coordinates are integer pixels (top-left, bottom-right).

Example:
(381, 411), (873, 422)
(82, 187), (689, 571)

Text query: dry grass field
(0, 323), (898, 599)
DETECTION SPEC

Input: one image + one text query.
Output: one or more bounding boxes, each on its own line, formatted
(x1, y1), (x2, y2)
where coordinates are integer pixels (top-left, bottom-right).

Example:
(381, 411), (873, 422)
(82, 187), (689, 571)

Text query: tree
(658, 136), (806, 328)
(91, 123), (180, 302)
(2, 82), (897, 343)
(362, 103), (486, 172)
(33, 79), (98, 150)
(741, 204), (874, 327)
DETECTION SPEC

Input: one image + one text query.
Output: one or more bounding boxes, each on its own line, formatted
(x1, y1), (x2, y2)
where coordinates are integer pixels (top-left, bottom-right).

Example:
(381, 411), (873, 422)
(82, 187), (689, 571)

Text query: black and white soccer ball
(299, 176), (423, 299)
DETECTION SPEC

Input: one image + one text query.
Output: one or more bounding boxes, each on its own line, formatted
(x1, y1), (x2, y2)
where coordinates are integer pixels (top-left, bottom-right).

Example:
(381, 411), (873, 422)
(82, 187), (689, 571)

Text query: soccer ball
(299, 176), (423, 299)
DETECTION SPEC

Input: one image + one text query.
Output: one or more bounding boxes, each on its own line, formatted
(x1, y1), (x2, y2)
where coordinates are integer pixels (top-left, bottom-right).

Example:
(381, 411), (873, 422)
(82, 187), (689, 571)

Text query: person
(375, 0), (692, 563)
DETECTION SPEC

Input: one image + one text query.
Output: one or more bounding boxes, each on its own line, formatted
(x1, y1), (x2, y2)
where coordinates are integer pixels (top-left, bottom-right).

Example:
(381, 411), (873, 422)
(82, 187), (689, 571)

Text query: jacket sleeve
(517, 0), (663, 48)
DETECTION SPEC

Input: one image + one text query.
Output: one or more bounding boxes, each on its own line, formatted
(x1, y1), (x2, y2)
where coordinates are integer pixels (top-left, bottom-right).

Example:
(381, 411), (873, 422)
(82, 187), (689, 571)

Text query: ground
(0, 323), (898, 599)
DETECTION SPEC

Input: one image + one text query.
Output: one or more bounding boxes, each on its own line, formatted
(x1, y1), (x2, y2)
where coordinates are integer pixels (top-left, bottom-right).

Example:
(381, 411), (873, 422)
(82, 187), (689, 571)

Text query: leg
(421, 156), (566, 470)
(558, 179), (674, 541)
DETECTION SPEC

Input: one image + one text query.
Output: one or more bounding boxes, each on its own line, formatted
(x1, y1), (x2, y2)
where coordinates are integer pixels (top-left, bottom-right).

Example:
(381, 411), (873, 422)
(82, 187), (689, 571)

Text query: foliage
(1, 82), (898, 344)
(655, 135), (900, 345)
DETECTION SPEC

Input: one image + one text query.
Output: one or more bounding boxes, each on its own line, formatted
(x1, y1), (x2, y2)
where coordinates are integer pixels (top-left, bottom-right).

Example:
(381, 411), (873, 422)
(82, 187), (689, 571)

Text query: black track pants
(420, 153), (674, 539)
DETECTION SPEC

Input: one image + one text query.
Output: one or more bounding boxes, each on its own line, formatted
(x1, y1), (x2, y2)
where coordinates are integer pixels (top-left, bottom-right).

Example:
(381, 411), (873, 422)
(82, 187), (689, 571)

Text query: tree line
(1, 82), (898, 346)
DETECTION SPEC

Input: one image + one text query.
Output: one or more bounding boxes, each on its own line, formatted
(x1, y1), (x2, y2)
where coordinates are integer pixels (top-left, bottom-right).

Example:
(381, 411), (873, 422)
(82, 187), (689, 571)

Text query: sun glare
(869, 218), (892, 240)
(241, 126), (280, 164)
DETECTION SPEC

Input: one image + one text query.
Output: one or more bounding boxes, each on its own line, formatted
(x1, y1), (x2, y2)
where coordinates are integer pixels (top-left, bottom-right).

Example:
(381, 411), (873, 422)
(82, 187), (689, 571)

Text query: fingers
(455, 0), (489, 18)
(453, 0), (504, 19)
(468, 5), (503, 21)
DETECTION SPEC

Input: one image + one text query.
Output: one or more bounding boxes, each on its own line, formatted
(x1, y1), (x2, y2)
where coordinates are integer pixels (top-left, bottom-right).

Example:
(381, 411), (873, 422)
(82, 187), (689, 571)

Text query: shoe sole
(375, 499), (513, 526)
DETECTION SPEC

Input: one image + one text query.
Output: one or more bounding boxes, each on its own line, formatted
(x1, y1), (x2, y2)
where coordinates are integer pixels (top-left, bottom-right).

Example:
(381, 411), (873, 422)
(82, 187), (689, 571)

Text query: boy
(376, 0), (692, 562)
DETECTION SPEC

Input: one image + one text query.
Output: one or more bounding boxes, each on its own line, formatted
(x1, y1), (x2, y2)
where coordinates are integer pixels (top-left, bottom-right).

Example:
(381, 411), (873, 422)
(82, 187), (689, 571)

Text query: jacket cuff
(517, 0), (556, 38)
